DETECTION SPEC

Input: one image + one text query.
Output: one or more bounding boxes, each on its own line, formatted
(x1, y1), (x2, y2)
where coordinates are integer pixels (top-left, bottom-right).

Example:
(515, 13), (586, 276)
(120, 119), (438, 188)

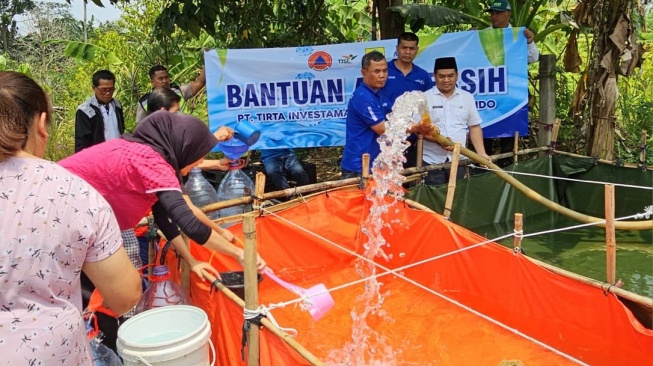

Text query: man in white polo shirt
(422, 56), (490, 186)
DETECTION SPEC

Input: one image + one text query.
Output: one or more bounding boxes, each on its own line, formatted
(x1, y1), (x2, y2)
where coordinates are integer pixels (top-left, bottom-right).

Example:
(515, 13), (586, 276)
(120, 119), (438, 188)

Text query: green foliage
(0, 0), (36, 53)
(388, 3), (488, 32)
(324, 1), (372, 42)
(615, 22), (653, 166)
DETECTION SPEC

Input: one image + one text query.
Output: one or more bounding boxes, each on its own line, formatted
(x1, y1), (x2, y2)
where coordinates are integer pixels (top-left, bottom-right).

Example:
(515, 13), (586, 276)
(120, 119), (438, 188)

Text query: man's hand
(214, 126), (234, 142)
(524, 28), (535, 44)
(442, 137), (455, 151)
(409, 122), (438, 137)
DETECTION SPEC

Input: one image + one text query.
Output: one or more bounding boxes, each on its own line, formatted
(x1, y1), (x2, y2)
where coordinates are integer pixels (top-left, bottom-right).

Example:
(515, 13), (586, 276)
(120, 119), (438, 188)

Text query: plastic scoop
(263, 269), (334, 321)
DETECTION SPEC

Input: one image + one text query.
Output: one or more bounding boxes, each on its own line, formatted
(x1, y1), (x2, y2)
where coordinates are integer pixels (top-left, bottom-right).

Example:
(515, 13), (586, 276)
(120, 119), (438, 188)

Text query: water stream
(327, 91), (426, 365)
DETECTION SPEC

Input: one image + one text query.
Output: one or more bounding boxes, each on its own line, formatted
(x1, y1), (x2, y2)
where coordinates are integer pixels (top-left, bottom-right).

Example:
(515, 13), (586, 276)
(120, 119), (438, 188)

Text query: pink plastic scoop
(263, 269), (334, 321)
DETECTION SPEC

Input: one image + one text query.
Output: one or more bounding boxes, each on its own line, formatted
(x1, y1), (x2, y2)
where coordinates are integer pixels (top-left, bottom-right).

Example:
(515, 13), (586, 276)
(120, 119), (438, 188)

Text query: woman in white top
(0, 71), (141, 365)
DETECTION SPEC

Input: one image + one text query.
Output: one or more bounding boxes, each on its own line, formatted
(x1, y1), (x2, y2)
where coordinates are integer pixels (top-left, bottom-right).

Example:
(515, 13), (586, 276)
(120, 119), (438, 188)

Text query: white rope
(521, 210), (648, 239)
(471, 164), (653, 190)
(243, 305), (298, 337)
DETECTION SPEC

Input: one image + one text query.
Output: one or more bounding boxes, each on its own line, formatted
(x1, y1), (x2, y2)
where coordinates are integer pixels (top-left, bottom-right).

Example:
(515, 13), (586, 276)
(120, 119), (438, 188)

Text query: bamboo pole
(552, 149), (653, 171)
(640, 130), (648, 168)
(401, 197), (436, 213)
(416, 136), (424, 169)
(550, 118), (562, 147)
(254, 172), (266, 210)
(605, 185), (616, 284)
(361, 153), (370, 188)
(400, 146), (549, 177)
(180, 234), (191, 292)
(194, 147), (552, 218)
(243, 213), (260, 365)
(425, 130), (653, 230)
(538, 54), (556, 152)
(199, 269), (325, 366)
(513, 131), (519, 164)
(522, 256), (652, 308)
(443, 143), (461, 219)
(513, 213), (523, 253)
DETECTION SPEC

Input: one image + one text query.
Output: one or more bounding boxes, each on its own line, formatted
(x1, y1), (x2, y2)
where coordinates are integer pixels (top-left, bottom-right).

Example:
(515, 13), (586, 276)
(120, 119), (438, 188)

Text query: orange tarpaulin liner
(166, 189), (651, 365)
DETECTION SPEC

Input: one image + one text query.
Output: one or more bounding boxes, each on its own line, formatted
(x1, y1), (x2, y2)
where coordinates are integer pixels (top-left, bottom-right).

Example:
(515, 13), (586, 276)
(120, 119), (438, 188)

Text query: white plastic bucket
(117, 305), (215, 366)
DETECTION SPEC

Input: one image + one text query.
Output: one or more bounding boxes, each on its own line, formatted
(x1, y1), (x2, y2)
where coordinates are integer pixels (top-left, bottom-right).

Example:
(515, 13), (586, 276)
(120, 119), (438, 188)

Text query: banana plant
(389, 0), (575, 40)
(44, 39), (122, 65)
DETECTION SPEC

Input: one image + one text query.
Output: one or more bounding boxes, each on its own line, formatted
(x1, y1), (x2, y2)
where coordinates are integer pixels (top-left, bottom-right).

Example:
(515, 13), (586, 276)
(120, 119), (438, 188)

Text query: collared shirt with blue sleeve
(383, 59), (434, 104)
(341, 83), (391, 173)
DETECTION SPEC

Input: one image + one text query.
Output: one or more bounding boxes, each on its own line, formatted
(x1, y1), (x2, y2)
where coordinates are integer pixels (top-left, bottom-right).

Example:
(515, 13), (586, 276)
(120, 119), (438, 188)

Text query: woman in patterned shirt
(0, 72), (142, 365)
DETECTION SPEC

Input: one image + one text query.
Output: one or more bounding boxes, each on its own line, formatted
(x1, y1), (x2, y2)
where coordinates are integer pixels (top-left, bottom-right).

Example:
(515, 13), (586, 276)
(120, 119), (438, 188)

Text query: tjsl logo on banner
(308, 51), (332, 71)
(338, 54), (358, 64)
(364, 47), (385, 56)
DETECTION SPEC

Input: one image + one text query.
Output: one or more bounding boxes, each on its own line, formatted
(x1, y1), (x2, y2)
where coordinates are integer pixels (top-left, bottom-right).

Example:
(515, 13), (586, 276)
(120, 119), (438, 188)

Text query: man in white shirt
(422, 57), (490, 186)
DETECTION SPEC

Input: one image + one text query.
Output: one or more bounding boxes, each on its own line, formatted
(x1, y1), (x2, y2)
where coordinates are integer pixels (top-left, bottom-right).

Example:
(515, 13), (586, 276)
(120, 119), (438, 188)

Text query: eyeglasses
(94, 87), (115, 94)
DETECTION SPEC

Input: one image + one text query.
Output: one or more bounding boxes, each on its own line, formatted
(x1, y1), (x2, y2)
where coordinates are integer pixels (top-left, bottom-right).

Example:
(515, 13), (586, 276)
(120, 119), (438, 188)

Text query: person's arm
(154, 190), (266, 275)
(184, 67), (206, 99)
(74, 108), (94, 153)
(524, 28), (539, 63)
(183, 194), (235, 242)
(469, 125), (491, 161)
(370, 121), (386, 135)
(136, 101), (147, 123)
(198, 158), (230, 171)
(82, 247), (142, 315)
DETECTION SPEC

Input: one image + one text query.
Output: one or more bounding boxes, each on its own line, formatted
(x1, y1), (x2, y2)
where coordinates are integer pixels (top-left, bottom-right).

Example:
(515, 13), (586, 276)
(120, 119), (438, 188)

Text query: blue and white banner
(205, 28), (528, 150)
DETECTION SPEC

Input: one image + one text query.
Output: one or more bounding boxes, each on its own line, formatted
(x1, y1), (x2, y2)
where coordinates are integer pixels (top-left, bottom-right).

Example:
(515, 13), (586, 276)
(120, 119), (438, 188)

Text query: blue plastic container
(233, 120), (261, 146)
(218, 140), (250, 161)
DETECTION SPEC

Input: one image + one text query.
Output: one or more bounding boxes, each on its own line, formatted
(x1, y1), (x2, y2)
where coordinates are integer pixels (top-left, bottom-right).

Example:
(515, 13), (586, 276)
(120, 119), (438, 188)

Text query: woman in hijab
(0, 71), (141, 365)
(59, 110), (266, 275)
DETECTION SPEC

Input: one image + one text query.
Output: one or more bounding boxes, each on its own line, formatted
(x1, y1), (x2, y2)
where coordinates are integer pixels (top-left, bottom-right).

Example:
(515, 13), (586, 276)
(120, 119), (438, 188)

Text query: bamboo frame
(180, 234), (191, 292)
(362, 153), (370, 189)
(173, 182), (650, 366)
(244, 214), (260, 365)
(253, 172), (266, 211)
(198, 268), (325, 366)
(423, 130), (653, 230)
(513, 131), (519, 164)
(640, 130), (648, 169)
(443, 143), (461, 219)
(416, 135), (424, 169)
(605, 185), (616, 284)
(513, 213), (523, 252)
(552, 149), (653, 171)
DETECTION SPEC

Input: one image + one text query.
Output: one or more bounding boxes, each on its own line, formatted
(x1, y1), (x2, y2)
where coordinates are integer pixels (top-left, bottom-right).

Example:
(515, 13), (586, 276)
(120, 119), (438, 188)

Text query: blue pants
(263, 154), (309, 191)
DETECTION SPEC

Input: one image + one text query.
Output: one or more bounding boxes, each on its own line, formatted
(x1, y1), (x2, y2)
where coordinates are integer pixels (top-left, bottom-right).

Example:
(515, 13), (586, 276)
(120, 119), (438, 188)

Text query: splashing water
(328, 91), (427, 365)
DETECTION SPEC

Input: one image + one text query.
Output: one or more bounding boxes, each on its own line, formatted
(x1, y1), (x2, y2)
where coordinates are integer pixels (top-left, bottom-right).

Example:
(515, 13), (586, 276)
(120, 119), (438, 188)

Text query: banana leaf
(388, 4), (489, 32)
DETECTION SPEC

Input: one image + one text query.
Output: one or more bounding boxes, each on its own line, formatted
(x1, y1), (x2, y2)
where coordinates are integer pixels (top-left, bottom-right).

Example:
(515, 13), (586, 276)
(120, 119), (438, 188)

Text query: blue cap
(487, 0), (511, 12)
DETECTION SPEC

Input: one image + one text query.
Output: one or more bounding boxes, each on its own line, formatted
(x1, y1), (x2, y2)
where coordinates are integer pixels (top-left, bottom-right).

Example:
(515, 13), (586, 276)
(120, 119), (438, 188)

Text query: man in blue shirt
(341, 51), (432, 178)
(341, 51), (391, 178)
(383, 32), (434, 168)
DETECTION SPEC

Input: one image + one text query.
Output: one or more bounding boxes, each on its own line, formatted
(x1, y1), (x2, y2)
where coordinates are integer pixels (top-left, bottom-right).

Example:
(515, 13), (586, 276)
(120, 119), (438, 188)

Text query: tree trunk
(375, 0), (405, 40)
(582, 0), (630, 160)
(1, 26), (7, 54)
